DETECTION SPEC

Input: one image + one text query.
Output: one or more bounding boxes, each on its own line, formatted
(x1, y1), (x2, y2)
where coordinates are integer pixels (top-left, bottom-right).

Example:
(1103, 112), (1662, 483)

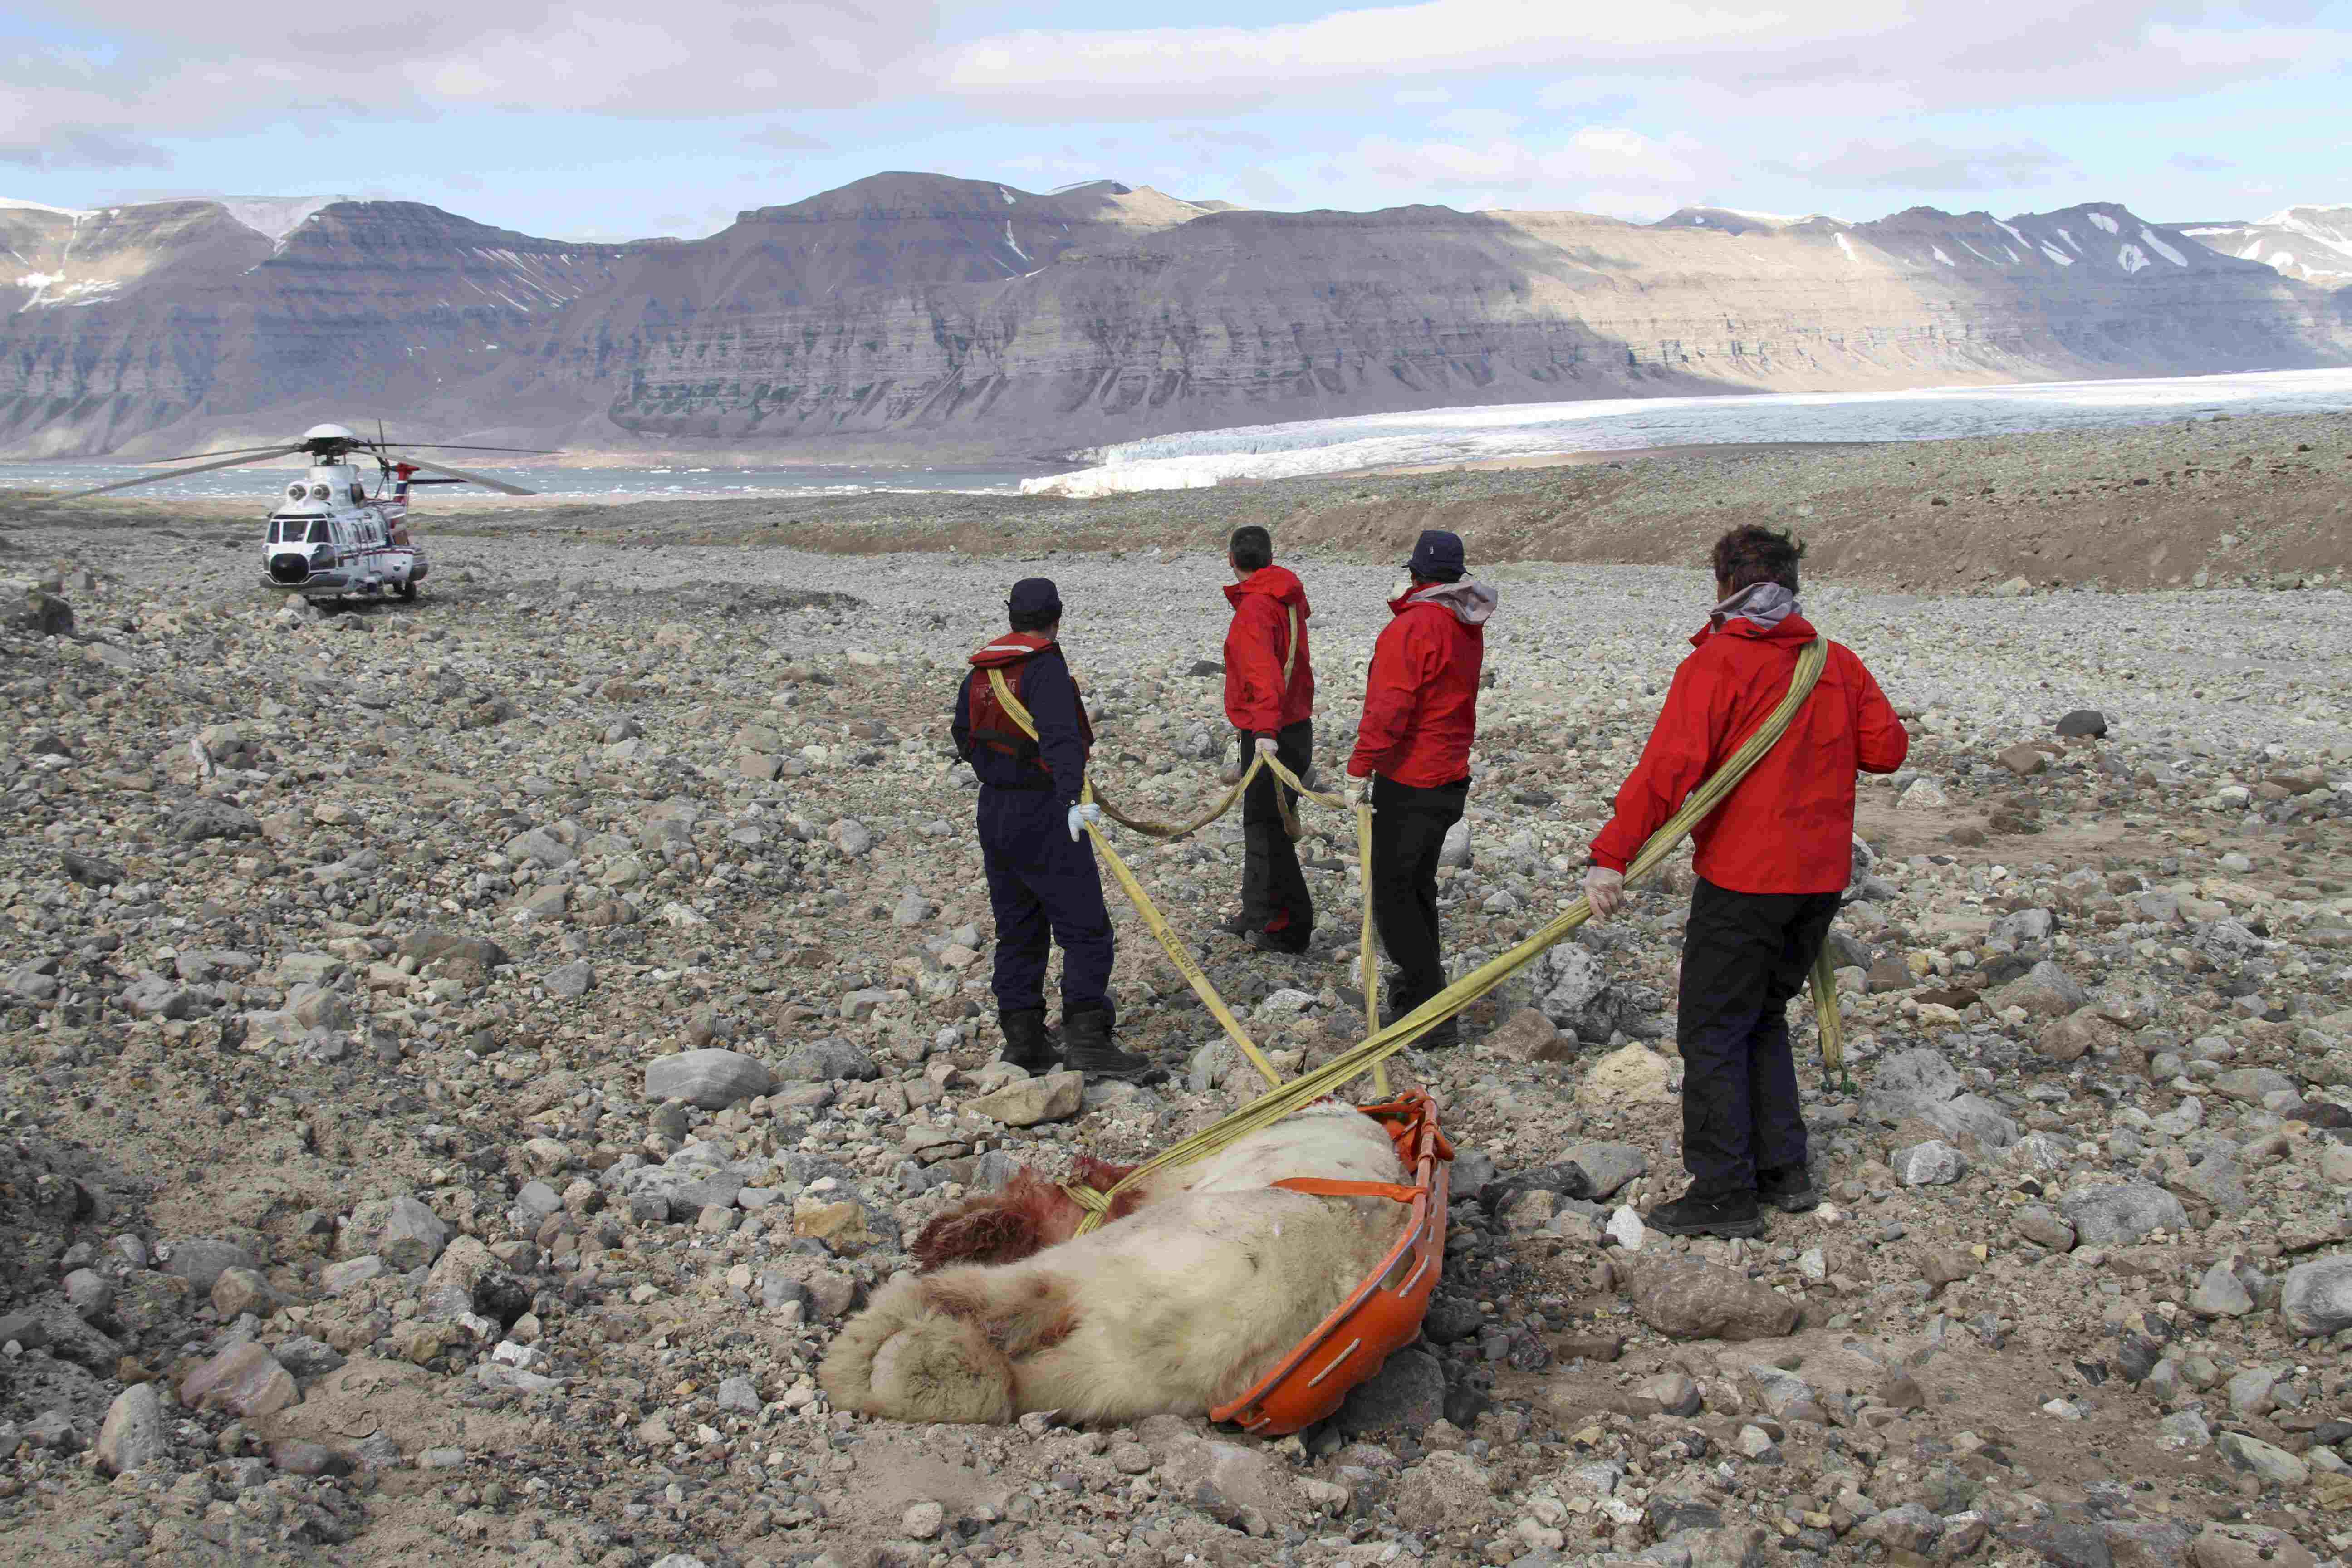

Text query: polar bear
(819, 1101), (1412, 1425)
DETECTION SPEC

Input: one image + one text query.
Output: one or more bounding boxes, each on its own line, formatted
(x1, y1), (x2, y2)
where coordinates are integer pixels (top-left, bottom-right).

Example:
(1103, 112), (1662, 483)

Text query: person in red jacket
(1346, 530), (1496, 1047)
(1219, 526), (1318, 954)
(1585, 525), (1908, 1239)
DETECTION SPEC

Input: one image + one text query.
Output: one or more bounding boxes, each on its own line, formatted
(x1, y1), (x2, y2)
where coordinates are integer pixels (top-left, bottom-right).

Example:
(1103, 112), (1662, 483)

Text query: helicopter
(65, 423), (553, 601)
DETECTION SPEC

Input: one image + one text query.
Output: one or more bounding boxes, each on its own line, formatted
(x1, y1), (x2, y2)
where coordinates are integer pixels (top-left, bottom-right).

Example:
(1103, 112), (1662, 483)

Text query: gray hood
(1404, 579), (1497, 626)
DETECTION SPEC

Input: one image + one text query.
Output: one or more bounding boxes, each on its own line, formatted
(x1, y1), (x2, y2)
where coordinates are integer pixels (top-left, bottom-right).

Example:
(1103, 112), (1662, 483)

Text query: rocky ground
(0, 461), (2348, 1568)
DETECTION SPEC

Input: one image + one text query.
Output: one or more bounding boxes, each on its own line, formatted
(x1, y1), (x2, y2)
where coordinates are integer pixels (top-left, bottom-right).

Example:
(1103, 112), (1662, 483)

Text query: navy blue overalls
(951, 634), (1115, 1019)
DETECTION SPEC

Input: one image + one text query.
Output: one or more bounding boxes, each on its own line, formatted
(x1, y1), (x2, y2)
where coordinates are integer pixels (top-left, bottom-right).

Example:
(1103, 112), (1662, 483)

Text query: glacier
(1022, 367), (2352, 497)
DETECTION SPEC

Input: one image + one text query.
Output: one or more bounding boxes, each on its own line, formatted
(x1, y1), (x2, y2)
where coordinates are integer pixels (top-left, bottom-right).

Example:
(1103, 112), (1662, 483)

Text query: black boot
(1757, 1165), (1819, 1213)
(1062, 1008), (1163, 1084)
(1644, 1188), (1764, 1239)
(997, 1009), (1058, 1073)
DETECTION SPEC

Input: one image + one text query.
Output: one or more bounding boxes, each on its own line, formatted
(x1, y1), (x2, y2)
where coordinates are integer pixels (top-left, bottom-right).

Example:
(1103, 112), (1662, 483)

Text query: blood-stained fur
(819, 1102), (1411, 1424)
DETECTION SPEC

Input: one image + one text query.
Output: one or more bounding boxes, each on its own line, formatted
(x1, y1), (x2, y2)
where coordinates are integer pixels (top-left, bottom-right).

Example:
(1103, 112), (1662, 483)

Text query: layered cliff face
(2176, 207), (2352, 290)
(3, 176), (2350, 461)
(560, 188), (2352, 451)
(0, 198), (629, 457)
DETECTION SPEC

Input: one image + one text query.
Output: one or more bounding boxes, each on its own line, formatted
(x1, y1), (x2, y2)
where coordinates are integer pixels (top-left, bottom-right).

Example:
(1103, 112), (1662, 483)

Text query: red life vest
(963, 633), (1093, 769)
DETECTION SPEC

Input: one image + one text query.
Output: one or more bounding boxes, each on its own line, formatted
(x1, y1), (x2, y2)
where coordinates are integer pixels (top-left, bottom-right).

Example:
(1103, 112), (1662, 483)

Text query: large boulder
(2279, 1256), (2352, 1338)
(1627, 1256), (1800, 1341)
(646, 1048), (777, 1109)
(2059, 1182), (2188, 1247)
(377, 1196), (449, 1270)
(95, 1384), (169, 1475)
(1578, 1045), (1674, 1107)
(964, 1071), (1084, 1127)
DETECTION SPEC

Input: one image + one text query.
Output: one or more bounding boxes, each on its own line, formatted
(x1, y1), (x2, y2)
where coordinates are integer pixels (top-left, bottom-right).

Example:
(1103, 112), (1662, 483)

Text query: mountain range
(2172, 206), (2352, 290)
(5, 175), (2350, 464)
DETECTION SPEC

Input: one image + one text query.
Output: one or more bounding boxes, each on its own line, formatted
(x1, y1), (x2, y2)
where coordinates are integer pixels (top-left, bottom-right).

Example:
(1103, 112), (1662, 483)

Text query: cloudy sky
(4, 0), (2348, 240)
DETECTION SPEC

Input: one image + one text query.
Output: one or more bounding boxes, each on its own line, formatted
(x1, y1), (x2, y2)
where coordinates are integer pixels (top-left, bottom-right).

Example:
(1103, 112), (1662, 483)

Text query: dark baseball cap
(1006, 577), (1063, 620)
(1405, 530), (1466, 580)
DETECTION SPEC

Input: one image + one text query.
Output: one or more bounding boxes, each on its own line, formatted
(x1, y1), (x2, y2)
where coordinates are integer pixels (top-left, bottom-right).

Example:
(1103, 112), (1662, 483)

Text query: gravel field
(0, 421), (2349, 1568)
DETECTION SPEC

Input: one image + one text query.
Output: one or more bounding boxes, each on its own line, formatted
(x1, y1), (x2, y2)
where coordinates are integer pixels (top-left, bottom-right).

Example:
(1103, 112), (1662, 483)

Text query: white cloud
(1358, 125), (1697, 201)
(1771, 138), (2075, 192)
(926, 0), (2352, 124)
(0, 0), (941, 163)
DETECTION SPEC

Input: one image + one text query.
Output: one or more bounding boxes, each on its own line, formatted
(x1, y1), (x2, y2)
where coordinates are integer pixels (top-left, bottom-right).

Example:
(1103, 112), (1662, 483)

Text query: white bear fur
(820, 1102), (1411, 1425)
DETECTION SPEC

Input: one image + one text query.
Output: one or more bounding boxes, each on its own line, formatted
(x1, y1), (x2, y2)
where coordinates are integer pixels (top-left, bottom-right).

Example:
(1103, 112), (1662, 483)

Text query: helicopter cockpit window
(307, 519), (333, 544)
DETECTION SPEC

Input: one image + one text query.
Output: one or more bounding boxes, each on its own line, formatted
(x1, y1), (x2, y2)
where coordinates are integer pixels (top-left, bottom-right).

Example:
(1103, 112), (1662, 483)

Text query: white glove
(1343, 775), (1372, 809)
(1067, 803), (1102, 842)
(1583, 865), (1626, 919)
(1254, 736), (1278, 758)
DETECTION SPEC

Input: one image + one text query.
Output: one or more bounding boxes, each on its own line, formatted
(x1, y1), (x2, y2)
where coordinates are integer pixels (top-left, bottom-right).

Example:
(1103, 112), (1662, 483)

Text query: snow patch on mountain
(0, 198), (91, 219)
(220, 196), (346, 245)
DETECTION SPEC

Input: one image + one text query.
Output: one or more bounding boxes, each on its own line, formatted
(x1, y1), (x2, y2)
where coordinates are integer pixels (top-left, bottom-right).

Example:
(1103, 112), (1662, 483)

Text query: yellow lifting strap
(985, 636), (1842, 1235)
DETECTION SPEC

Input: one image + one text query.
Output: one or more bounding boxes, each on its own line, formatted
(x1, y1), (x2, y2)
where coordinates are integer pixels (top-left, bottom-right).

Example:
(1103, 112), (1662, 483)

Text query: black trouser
(978, 787), (1114, 1017)
(1677, 876), (1841, 1196)
(1367, 774), (1467, 1014)
(1240, 720), (1314, 943)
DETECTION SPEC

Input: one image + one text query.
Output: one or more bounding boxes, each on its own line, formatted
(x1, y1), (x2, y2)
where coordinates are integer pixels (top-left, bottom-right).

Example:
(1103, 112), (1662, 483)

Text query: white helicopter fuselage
(262, 461), (429, 600)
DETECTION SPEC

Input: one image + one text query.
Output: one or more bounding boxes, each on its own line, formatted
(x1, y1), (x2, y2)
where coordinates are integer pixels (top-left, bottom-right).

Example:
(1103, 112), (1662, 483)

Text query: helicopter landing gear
(395, 578), (417, 601)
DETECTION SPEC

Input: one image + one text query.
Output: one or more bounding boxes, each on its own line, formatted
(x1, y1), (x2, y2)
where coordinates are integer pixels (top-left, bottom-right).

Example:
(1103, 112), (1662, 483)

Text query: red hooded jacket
(1347, 579), (1495, 788)
(1223, 566), (1314, 734)
(1590, 613), (1908, 895)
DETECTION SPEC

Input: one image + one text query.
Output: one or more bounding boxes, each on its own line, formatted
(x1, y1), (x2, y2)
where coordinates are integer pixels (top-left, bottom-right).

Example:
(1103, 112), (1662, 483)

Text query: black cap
(1406, 530), (1466, 580)
(1006, 577), (1062, 620)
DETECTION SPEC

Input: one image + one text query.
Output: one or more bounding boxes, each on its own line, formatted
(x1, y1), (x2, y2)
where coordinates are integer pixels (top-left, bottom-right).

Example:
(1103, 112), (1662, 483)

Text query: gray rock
(2210, 1068), (2294, 1104)
(2059, 1182), (2188, 1247)
(393, 930), (510, 969)
(164, 1238), (257, 1295)
(505, 827), (576, 869)
(1990, 960), (2089, 1018)
(2054, 709), (2107, 738)
(2279, 1256), (2352, 1337)
(120, 975), (197, 1020)
(2171, 1147), (2251, 1216)
(647, 1048), (776, 1108)
(1333, 1347), (1446, 1435)
(1557, 1142), (1648, 1200)
(378, 1197), (450, 1270)
(544, 961), (595, 999)
(95, 1384), (169, 1476)
(170, 799), (260, 843)
(1860, 1049), (1961, 1120)
(2187, 1261), (2254, 1318)
(2013, 1205), (2076, 1251)
(63, 1269), (112, 1320)
(2225, 1367), (2277, 1419)
(965, 1071), (1085, 1127)
(1438, 818), (1471, 870)
(779, 1036), (879, 1083)
(1895, 1141), (1966, 1186)
(323, 1255), (388, 1295)
(2215, 1431), (2308, 1489)
(890, 886), (934, 926)
(715, 1376), (760, 1413)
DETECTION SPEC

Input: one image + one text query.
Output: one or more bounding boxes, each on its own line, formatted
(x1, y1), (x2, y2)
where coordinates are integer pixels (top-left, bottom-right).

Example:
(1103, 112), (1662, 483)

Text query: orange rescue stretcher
(1210, 1089), (1455, 1435)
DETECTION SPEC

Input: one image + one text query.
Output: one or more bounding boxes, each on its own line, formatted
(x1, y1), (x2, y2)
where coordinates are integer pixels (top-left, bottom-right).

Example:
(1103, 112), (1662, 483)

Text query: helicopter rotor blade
(138, 442), (311, 464)
(59, 445), (307, 499)
(387, 454), (536, 496)
(367, 442), (557, 454)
